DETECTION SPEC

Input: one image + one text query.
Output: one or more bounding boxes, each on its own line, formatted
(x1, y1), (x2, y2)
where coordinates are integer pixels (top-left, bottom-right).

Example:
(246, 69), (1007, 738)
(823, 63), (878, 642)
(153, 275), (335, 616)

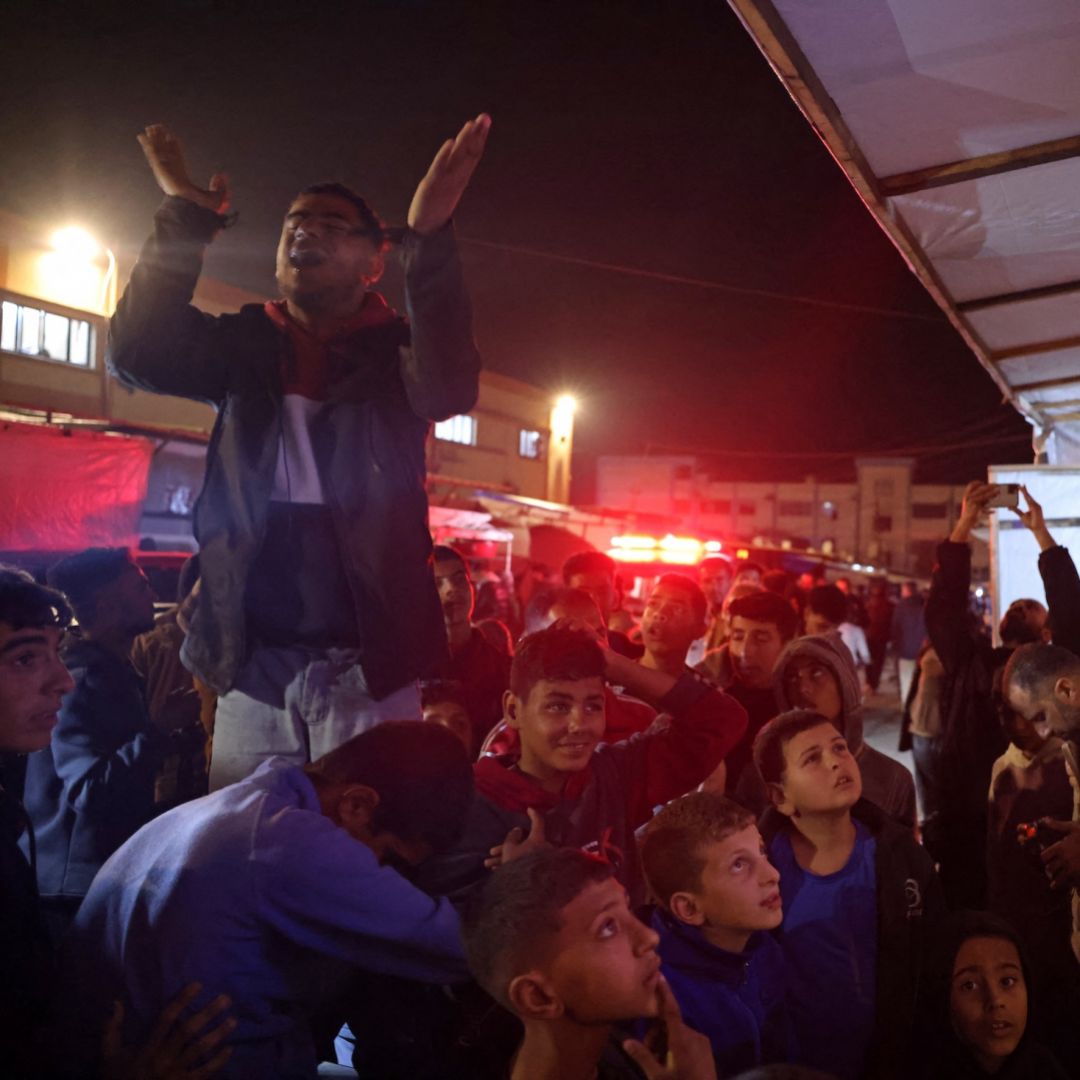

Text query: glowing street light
(38, 225), (116, 314)
(50, 226), (101, 261)
(547, 393), (577, 504)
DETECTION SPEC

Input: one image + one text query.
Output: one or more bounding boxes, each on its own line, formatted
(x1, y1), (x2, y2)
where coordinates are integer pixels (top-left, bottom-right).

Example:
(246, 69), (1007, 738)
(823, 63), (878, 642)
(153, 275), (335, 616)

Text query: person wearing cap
(110, 118), (490, 790)
(22, 547), (166, 939)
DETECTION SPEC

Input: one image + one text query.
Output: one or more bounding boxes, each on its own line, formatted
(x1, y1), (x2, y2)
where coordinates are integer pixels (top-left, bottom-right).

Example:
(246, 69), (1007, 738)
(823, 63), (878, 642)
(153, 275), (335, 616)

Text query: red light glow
(606, 533), (722, 566)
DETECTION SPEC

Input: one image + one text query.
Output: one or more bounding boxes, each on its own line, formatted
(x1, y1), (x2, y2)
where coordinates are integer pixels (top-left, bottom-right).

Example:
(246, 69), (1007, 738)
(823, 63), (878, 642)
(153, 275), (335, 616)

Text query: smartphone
(986, 484), (1020, 510)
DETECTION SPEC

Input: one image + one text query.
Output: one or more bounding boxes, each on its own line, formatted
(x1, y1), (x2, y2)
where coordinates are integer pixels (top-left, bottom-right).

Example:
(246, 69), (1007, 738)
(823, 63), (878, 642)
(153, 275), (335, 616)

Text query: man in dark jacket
(22, 548), (167, 939)
(926, 482), (1060, 909)
(110, 120), (489, 789)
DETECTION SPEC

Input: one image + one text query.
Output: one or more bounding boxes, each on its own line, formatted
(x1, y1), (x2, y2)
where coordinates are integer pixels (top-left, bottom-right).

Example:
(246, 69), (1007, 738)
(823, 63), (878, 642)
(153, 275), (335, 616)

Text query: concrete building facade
(0, 208), (575, 552)
(596, 453), (987, 577)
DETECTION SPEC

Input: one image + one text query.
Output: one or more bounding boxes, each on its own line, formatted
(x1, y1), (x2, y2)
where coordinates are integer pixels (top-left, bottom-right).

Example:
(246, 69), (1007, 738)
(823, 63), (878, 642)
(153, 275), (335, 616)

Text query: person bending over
(61, 722), (473, 1078)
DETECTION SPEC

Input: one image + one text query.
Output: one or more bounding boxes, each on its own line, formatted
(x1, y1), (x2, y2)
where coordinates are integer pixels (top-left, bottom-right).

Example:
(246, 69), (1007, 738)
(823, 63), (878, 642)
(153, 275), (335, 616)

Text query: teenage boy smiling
(418, 625), (747, 905)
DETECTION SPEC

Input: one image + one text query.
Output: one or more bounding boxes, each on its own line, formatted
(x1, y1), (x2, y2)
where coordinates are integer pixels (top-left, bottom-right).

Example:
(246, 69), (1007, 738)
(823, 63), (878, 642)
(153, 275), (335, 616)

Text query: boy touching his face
(640, 792), (793, 1075)
(462, 847), (717, 1080)
(754, 709), (940, 1080)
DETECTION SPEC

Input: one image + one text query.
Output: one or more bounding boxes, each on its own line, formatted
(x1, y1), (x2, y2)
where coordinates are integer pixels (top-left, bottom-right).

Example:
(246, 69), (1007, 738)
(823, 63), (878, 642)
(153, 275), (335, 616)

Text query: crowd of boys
(2, 114), (1079, 1080)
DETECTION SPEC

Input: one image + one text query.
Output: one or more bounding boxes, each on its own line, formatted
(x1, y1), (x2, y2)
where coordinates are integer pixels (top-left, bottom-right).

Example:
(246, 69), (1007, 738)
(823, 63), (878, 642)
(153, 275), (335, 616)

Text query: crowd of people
(2, 117), (1080, 1080)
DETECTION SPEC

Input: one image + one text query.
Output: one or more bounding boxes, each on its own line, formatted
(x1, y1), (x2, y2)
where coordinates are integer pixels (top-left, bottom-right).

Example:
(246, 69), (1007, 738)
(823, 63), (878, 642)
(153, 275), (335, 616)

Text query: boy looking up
(771, 633), (917, 827)
(640, 792), (792, 1075)
(462, 847), (717, 1080)
(754, 709), (939, 1080)
(640, 574), (708, 677)
(419, 625), (747, 904)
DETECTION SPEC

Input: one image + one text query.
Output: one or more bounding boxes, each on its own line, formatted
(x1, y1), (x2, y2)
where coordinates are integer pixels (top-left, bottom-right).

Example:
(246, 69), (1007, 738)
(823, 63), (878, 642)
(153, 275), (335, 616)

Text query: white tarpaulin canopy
(728, 0), (1080, 463)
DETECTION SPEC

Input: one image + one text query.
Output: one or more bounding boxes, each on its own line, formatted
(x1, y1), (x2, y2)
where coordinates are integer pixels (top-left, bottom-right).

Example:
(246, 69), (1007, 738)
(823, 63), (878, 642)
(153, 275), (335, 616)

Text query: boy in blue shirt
(754, 708), (940, 1080)
(640, 791), (794, 1075)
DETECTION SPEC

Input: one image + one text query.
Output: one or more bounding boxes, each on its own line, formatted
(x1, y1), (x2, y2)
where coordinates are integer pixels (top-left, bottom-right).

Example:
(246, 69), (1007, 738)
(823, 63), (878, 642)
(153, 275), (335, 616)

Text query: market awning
(728, 0), (1080, 463)
(0, 420), (153, 551)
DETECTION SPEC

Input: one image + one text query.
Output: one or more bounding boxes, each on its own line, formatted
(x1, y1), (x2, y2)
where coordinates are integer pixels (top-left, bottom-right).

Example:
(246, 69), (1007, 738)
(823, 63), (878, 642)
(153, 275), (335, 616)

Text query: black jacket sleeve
(106, 197), (234, 405)
(1039, 545), (1080, 657)
(925, 540), (974, 676)
(399, 223), (481, 421)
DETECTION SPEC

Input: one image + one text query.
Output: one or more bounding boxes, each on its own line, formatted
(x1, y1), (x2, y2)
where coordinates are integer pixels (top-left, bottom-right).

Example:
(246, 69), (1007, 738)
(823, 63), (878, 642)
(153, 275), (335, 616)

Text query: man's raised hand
(1014, 485), (1057, 552)
(137, 125), (229, 214)
(949, 481), (999, 543)
(407, 114), (491, 236)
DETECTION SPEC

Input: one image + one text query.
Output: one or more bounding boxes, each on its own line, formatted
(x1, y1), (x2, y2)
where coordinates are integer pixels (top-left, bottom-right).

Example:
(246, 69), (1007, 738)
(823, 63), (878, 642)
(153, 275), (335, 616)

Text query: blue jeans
(209, 646), (422, 790)
(911, 733), (942, 823)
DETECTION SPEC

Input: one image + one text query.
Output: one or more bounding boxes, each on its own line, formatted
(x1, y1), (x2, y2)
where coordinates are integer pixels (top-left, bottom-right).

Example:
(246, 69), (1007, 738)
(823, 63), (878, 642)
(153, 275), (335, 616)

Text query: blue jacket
(22, 638), (165, 898)
(60, 759), (468, 1079)
(653, 909), (794, 1074)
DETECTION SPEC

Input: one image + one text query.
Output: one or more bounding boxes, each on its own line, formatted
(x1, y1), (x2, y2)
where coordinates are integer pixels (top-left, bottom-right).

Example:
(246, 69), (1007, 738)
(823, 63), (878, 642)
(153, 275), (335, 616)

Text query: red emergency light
(607, 534), (723, 566)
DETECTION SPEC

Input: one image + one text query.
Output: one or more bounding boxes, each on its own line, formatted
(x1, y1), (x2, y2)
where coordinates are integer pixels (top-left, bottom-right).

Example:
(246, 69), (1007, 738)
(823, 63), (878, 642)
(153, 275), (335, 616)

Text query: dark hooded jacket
(912, 910), (1069, 1079)
(108, 197), (480, 698)
(761, 798), (942, 1080)
(0, 781), (53, 1074)
(652, 910), (794, 1074)
(22, 638), (166, 899)
(736, 633), (917, 827)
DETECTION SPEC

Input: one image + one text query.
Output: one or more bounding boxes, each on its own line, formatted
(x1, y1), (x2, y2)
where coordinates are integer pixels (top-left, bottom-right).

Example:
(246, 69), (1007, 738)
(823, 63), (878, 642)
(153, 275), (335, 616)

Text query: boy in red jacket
(418, 624), (747, 905)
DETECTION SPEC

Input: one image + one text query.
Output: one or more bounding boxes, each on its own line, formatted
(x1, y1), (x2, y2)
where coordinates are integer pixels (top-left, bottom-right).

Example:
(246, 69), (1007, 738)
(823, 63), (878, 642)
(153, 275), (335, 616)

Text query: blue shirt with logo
(769, 820), (877, 1080)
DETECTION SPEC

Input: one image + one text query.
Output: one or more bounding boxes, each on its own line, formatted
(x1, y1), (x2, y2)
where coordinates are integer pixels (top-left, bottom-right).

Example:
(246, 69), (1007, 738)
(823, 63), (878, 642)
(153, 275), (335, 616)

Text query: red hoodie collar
(263, 291), (394, 341)
(474, 753), (592, 813)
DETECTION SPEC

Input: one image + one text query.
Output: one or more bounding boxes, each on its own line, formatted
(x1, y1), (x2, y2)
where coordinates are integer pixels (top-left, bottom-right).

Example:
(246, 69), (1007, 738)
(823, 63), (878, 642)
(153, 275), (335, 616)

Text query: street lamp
(39, 226), (116, 315)
(547, 393), (577, 504)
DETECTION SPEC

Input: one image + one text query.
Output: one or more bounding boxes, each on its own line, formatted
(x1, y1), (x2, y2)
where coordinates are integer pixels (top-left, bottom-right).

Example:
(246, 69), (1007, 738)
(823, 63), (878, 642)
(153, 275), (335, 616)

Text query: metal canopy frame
(727, 0), (1080, 459)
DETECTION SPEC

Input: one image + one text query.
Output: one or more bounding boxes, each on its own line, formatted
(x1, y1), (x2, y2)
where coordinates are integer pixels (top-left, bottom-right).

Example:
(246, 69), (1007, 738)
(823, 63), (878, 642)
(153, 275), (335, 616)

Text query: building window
(912, 502), (948, 520)
(874, 513), (893, 533)
(518, 429), (544, 459)
(1, 299), (94, 367)
(873, 478), (895, 499)
(778, 500), (811, 517)
(433, 415), (477, 446)
(702, 499), (731, 515)
(737, 502), (756, 516)
(673, 464), (694, 480)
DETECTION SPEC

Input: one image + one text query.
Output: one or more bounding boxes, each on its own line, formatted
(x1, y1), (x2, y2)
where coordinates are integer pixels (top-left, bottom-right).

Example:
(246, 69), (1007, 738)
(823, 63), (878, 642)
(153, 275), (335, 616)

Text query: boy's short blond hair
(640, 792), (754, 909)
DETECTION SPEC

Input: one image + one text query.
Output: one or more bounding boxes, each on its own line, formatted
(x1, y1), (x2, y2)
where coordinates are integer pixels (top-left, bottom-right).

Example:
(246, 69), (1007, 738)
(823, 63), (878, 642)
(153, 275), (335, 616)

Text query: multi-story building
(596, 453), (988, 578)
(0, 208), (576, 555)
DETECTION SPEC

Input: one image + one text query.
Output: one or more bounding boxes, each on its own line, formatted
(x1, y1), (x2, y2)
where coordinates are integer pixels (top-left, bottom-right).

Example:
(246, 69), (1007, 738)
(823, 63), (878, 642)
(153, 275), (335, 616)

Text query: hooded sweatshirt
(652, 910), (794, 1074)
(736, 634), (917, 827)
(775, 634), (916, 829)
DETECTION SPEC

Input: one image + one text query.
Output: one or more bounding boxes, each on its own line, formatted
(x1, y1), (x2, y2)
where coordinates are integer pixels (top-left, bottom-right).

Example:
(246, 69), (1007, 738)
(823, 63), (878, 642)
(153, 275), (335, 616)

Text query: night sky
(0, 1), (1033, 496)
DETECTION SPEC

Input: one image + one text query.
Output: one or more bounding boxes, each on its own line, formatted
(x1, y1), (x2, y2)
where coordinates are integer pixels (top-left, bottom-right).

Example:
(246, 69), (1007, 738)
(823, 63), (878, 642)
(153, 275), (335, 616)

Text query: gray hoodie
(771, 633), (917, 829)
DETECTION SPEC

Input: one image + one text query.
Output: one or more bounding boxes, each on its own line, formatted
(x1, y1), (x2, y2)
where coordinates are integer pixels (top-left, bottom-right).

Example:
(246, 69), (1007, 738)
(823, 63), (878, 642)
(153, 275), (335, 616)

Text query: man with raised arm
(110, 118), (489, 789)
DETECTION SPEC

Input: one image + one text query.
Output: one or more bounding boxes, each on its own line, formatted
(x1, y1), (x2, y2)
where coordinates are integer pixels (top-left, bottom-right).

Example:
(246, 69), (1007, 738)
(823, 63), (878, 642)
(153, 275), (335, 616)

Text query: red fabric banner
(0, 422), (154, 551)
